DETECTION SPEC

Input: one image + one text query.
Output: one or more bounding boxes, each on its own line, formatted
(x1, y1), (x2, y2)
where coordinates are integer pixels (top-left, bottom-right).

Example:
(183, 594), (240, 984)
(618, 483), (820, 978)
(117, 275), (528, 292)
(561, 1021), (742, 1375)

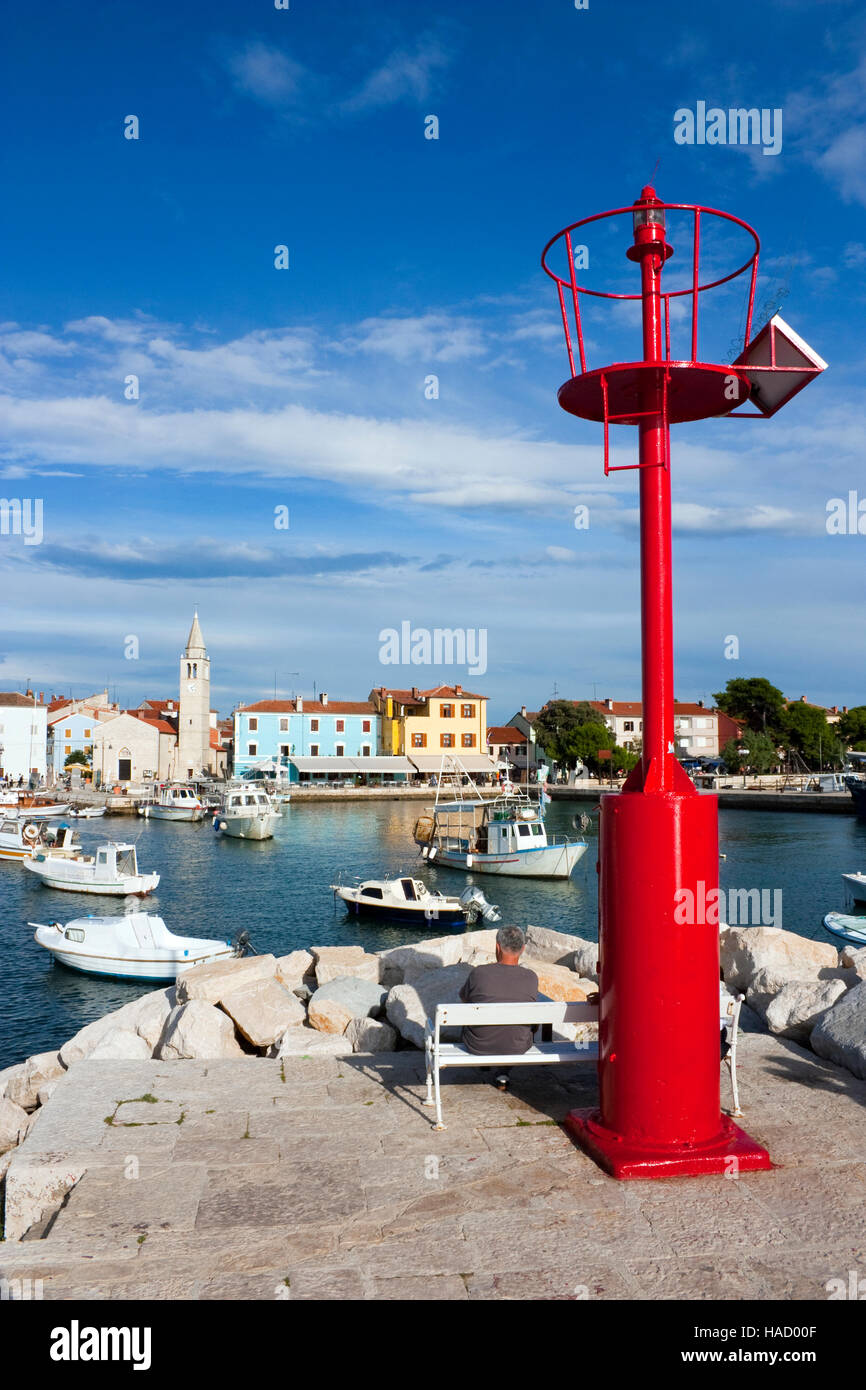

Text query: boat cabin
(225, 791), (272, 810)
(423, 798), (548, 856)
(95, 844), (140, 877)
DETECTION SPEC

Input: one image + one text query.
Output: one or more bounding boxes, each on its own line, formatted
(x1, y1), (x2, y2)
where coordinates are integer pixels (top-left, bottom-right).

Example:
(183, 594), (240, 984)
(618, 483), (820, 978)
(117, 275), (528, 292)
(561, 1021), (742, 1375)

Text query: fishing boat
(413, 757), (587, 879)
(213, 786), (280, 840)
(68, 806), (106, 819)
(331, 875), (500, 926)
(0, 818), (80, 863)
(0, 792), (70, 820)
(137, 784), (205, 822)
(23, 842), (160, 896)
(823, 912), (866, 948)
(842, 872), (866, 908)
(30, 912), (240, 982)
(844, 776), (866, 819)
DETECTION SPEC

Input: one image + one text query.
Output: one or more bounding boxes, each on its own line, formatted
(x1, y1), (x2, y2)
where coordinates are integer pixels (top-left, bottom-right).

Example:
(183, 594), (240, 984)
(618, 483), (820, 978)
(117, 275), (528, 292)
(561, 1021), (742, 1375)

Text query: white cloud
(340, 314), (485, 363)
(226, 41), (308, 106)
(341, 37), (450, 114)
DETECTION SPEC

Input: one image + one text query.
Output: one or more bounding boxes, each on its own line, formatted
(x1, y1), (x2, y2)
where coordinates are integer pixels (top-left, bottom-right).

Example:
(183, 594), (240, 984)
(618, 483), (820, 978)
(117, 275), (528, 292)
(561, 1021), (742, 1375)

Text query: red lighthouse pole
(561, 189), (772, 1177)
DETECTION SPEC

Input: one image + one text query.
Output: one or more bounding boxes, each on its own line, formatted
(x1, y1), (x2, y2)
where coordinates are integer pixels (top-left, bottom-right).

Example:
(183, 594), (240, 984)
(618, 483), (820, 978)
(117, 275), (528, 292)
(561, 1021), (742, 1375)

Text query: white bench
(423, 992), (746, 1130)
(424, 1001), (599, 1130)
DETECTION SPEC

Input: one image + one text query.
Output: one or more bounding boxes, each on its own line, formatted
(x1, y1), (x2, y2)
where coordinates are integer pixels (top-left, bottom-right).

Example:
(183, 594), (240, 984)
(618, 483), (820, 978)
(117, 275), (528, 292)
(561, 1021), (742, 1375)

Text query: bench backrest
(434, 1001), (599, 1028)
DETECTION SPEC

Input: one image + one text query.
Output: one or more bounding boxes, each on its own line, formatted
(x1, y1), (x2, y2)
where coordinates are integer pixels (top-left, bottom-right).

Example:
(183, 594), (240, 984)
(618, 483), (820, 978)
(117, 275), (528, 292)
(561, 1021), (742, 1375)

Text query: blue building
(47, 710), (99, 776)
(233, 696), (394, 783)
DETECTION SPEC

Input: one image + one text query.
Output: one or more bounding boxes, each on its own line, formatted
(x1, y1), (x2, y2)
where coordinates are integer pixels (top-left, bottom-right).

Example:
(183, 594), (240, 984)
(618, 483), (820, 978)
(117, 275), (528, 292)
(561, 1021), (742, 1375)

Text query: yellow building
(370, 685), (489, 765)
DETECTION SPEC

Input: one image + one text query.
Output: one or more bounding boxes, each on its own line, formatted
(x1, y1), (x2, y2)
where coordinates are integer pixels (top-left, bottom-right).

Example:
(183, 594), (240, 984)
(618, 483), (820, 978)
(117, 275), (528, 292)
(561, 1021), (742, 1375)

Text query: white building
(0, 692), (48, 782)
(587, 699), (719, 758)
(89, 711), (176, 786)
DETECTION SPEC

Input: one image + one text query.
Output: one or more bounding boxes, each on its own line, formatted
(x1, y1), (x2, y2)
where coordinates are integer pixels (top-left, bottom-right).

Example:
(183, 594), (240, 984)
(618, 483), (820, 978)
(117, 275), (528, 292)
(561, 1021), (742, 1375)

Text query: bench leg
(727, 1048), (743, 1118)
(423, 1036), (434, 1107)
(432, 1062), (445, 1131)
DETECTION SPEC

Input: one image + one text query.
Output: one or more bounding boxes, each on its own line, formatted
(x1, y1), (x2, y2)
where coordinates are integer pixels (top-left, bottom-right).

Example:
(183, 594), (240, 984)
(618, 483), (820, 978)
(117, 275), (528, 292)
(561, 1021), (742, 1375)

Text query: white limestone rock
(811, 980), (866, 1079)
(275, 950), (315, 990)
(0, 1096), (30, 1154)
(308, 977), (388, 1035)
(345, 1017), (399, 1053)
(764, 978), (849, 1042)
(311, 946), (382, 986)
(0, 1051), (65, 1112)
(720, 926), (839, 993)
(175, 954), (278, 1004)
(378, 935), (466, 982)
(386, 963), (471, 1048)
(59, 987), (175, 1067)
(86, 1029), (154, 1060)
(526, 925), (598, 980)
(839, 945), (866, 980)
(37, 1079), (61, 1106)
(219, 976), (307, 1049)
(270, 1028), (354, 1058)
(155, 1000), (247, 1060)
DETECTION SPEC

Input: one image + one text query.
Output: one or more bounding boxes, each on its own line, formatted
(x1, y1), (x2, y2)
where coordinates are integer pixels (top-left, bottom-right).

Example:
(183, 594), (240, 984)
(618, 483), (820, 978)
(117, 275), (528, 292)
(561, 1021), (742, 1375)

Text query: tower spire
(185, 611), (206, 658)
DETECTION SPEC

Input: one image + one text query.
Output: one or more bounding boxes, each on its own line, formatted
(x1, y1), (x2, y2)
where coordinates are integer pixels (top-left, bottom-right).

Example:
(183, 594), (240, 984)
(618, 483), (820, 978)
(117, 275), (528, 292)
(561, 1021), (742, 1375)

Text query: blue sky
(0, 0), (864, 722)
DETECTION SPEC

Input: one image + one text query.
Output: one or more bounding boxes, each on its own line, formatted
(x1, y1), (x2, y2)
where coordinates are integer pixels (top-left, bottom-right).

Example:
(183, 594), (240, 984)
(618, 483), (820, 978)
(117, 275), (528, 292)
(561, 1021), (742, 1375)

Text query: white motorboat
(23, 842), (160, 896)
(213, 787), (281, 840)
(30, 912), (239, 982)
(68, 806), (106, 819)
(413, 758), (587, 879)
(0, 793), (70, 820)
(0, 818), (80, 863)
(331, 875), (500, 926)
(841, 872), (866, 908)
(823, 912), (866, 948)
(137, 784), (205, 822)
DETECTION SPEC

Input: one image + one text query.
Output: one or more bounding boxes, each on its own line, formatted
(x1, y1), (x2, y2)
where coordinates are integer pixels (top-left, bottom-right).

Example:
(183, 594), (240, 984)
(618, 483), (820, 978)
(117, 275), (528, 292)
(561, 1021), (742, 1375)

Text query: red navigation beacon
(541, 188), (825, 1178)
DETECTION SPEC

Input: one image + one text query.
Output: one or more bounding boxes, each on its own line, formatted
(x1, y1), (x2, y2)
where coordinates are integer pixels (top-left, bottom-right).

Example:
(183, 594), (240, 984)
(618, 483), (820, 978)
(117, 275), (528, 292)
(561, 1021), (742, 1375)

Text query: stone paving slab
(1, 1034), (865, 1299)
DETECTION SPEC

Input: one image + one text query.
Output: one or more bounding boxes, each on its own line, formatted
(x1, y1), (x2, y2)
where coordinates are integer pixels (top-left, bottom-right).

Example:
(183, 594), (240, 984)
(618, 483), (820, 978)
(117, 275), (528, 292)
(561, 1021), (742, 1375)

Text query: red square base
(564, 1108), (773, 1180)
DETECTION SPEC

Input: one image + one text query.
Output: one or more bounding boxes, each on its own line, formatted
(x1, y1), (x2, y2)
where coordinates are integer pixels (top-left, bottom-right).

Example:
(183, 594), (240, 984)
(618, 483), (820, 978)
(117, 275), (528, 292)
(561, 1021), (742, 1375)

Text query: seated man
(459, 924), (538, 1088)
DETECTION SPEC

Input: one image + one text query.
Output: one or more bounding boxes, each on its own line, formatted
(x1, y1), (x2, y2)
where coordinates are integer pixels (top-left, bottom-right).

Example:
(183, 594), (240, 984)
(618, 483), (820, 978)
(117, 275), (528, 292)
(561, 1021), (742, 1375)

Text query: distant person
(458, 925), (539, 1089)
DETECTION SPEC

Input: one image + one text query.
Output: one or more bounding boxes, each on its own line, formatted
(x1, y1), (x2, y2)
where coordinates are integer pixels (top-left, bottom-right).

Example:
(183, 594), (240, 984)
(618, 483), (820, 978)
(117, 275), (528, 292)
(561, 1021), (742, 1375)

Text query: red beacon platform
(541, 188), (825, 1179)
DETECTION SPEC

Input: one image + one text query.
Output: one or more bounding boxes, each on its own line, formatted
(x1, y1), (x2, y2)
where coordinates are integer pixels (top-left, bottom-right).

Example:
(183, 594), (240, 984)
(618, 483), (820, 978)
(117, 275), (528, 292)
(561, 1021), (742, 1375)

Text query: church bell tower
(176, 612), (212, 779)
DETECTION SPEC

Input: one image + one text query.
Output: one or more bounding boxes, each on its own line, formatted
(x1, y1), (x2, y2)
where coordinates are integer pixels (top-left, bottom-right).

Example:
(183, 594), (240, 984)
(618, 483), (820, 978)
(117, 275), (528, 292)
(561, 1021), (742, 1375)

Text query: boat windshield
(116, 849), (137, 876)
(400, 878), (417, 900)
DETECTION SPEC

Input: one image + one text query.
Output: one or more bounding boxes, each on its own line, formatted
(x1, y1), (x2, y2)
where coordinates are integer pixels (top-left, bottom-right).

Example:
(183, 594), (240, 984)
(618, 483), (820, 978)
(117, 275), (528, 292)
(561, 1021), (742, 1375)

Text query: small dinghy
(30, 912), (241, 982)
(823, 912), (866, 948)
(23, 841), (160, 896)
(331, 875), (500, 926)
(68, 806), (106, 819)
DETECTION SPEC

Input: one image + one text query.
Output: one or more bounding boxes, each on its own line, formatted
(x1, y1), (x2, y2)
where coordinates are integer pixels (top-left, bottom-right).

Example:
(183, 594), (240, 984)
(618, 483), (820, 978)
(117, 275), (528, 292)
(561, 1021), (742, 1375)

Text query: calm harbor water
(2, 799), (864, 1070)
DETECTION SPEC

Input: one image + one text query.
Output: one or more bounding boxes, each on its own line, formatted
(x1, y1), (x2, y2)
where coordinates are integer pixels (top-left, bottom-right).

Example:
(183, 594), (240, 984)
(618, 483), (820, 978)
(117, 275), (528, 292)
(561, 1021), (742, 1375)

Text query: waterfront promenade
(2, 1024), (865, 1300)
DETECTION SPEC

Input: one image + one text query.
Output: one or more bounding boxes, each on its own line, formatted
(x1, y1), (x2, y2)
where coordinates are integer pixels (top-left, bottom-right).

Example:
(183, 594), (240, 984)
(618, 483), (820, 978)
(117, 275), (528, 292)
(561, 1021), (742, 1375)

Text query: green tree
(64, 750), (89, 768)
(712, 677), (786, 736)
(782, 702), (844, 768)
(721, 729), (778, 774)
(839, 706), (866, 746)
(534, 700), (611, 769)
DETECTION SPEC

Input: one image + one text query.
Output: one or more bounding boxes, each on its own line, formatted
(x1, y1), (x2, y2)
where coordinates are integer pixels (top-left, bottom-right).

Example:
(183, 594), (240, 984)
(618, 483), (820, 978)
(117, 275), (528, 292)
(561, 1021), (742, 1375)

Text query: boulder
(37, 1079), (61, 1106)
(0, 1062), (26, 1105)
(386, 963), (471, 1048)
(270, 1028), (354, 1058)
(522, 957), (589, 1003)
(345, 1017), (399, 1053)
(526, 925), (598, 979)
(175, 954), (277, 1004)
(59, 987), (175, 1067)
(811, 980), (866, 1079)
(720, 926), (839, 993)
(378, 935), (466, 982)
(764, 979), (849, 1042)
(0, 1096), (29, 1154)
(307, 977), (388, 1035)
(219, 977), (307, 1048)
(5, 1051), (64, 1110)
(87, 1029), (153, 1060)
(840, 945), (866, 980)
(311, 946), (382, 986)
(746, 964), (855, 1021)
(156, 1001), (247, 1060)
(275, 950), (315, 990)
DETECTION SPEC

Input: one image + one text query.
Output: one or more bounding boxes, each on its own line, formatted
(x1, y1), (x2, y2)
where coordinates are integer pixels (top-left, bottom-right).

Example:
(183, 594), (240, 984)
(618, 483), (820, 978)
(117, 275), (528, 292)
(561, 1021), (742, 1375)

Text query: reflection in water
(1, 801), (863, 1069)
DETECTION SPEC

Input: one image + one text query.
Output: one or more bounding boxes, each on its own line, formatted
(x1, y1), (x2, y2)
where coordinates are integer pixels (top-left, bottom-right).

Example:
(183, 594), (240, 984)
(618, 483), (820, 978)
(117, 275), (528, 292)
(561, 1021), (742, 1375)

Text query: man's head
(495, 924), (526, 965)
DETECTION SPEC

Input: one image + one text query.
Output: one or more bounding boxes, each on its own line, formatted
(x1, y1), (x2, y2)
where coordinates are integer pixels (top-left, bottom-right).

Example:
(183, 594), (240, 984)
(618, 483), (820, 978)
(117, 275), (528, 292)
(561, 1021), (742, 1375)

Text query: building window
(361, 745), (370, 757)
(462, 733), (475, 748)
(412, 732), (427, 748)
(279, 718), (288, 732)
(336, 719), (345, 733)
(65, 745), (71, 755)
(310, 744), (319, 757)
(280, 744), (289, 757)
(441, 704), (453, 718)
(65, 728), (71, 738)
(623, 721), (634, 732)
(248, 744), (257, 756)
(461, 704), (475, 718)
(310, 719), (319, 732)
(441, 733), (454, 748)
(362, 719), (371, 733)
(336, 744), (345, 757)
(249, 718), (258, 732)
(84, 728), (91, 738)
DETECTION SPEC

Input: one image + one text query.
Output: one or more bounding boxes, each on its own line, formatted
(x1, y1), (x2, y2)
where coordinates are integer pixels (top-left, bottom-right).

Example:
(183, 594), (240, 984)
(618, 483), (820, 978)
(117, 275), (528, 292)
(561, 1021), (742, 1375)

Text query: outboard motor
(233, 929), (255, 957)
(459, 887), (502, 924)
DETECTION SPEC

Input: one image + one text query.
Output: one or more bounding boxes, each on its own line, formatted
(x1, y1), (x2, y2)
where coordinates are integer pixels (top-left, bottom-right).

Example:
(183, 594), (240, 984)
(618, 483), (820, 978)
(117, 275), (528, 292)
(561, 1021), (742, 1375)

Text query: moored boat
(842, 871), (866, 908)
(213, 786), (280, 840)
(0, 818), (80, 863)
(0, 793), (70, 820)
(23, 842), (160, 896)
(68, 806), (106, 819)
(331, 875), (500, 926)
(844, 776), (866, 819)
(30, 912), (240, 982)
(823, 911), (866, 948)
(137, 784), (205, 822)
